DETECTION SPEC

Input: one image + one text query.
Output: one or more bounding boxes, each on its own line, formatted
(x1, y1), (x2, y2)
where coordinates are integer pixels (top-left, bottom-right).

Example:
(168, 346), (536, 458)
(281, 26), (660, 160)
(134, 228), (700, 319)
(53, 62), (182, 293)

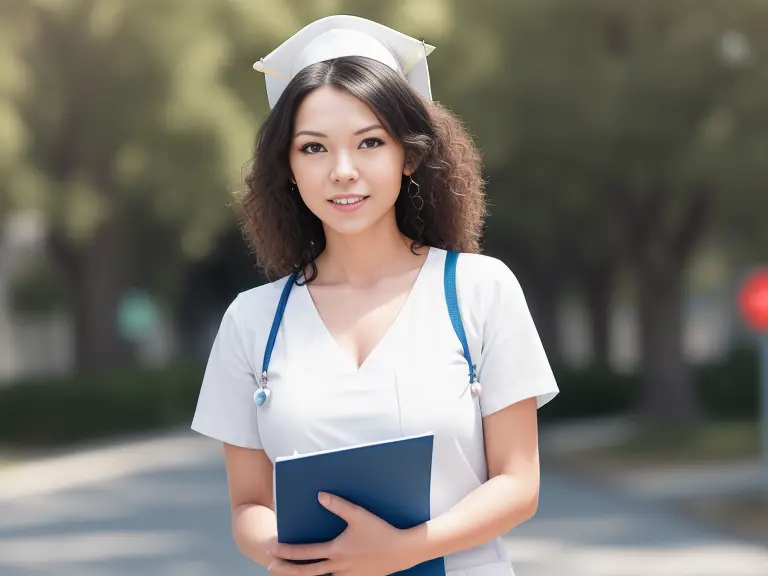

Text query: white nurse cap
(252, 15), (436, 109)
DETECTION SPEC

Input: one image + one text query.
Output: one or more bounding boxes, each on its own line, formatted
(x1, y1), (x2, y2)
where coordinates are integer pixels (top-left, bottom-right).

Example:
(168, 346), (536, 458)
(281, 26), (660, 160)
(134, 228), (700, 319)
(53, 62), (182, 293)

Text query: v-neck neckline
(299, 247), (435, 374)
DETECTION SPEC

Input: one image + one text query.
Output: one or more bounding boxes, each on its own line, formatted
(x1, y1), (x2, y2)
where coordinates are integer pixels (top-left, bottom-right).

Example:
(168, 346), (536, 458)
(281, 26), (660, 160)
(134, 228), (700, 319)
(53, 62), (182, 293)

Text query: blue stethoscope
(253, 270), (298, 407)
(253, 250), (480, 408)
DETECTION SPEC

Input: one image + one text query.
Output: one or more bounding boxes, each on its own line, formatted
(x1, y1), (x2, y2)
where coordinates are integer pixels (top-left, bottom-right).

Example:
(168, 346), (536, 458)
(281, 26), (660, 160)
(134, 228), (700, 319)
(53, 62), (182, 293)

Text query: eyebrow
(294, 124), (385, 139)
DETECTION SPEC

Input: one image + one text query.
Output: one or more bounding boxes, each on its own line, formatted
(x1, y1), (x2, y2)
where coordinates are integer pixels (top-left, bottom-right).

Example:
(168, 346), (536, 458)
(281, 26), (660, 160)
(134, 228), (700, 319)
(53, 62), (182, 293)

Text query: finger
(271, 542), (333, 561)
(268, 558), (336, 576)
(318, 491), (362, 521)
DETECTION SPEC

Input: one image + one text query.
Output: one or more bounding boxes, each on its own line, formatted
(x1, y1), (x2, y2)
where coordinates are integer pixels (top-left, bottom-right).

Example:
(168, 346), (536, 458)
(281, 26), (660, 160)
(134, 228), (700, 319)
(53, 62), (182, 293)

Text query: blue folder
(274, 432), (446, 576)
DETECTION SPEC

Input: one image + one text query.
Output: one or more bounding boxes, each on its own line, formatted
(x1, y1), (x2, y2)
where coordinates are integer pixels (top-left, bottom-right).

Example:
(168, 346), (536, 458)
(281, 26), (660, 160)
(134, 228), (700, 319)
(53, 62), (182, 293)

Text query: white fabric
(253, 15), (435, 109)
(192, 247), (558, 575)
(292, 29), (402, 77)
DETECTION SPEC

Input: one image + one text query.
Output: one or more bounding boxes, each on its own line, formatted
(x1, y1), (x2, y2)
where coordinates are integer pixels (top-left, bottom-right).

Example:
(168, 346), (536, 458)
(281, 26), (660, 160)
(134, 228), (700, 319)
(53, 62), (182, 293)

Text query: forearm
(403, 473), (538, 566)
(232, 503), (278, 567)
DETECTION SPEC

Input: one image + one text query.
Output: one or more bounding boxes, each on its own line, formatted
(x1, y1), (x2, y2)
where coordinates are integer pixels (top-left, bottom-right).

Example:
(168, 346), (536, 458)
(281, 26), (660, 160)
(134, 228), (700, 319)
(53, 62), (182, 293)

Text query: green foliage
(539, 346), (760, 422)
(0, 361), (204, 448)
(4, 0), (259, 260)
(8, 256), (69, 315)
(438, 0), (768, 266)
(697, 346), (760, 419)
(541, 366), (639, 421)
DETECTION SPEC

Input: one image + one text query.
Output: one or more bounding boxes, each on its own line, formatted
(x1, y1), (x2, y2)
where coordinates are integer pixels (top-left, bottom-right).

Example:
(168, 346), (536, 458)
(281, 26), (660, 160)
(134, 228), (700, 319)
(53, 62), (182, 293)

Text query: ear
(403, 151), (423, 177)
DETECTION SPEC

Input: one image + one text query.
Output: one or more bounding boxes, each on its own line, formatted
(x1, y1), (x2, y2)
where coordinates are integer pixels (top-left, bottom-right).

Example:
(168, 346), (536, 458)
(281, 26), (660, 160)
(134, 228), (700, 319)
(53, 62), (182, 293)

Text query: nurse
(191, 14), (559, 576)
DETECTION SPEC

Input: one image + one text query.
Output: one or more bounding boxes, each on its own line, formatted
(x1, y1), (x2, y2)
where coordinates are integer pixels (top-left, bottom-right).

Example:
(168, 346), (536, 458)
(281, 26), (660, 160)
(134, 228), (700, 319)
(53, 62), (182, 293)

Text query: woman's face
(289, 86), (408, 238)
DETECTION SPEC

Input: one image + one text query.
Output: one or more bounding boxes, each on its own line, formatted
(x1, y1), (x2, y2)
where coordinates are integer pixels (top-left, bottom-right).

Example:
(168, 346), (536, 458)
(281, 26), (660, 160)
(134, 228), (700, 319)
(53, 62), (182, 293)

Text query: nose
(330, 150), (359, 183)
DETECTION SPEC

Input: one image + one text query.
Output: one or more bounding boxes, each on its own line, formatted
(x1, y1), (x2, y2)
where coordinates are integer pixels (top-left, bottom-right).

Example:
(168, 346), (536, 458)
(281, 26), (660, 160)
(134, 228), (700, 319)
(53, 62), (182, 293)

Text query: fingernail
(318, 492), (329, 505)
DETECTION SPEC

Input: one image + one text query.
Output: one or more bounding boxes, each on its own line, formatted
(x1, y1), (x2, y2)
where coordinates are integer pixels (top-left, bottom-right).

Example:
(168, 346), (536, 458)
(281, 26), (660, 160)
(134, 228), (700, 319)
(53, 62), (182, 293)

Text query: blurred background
(0, 0), (766, 574)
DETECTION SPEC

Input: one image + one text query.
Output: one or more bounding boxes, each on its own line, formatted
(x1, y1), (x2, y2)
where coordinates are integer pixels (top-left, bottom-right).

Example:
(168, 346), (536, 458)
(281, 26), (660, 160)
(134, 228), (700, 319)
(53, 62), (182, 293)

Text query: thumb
(318, 492), (361, 521)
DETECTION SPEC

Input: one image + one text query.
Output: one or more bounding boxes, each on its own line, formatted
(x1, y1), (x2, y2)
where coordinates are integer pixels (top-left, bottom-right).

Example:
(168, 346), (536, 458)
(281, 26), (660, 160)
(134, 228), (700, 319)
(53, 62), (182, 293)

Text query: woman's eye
(359, 138), (384, 149)
(300, 143), (326, 154)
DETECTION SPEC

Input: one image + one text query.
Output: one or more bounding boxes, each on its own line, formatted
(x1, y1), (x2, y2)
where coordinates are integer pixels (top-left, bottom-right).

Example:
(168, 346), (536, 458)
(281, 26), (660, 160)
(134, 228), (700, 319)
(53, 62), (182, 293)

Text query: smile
(328, 195), (369, 212)
(330, 196), (368, 205)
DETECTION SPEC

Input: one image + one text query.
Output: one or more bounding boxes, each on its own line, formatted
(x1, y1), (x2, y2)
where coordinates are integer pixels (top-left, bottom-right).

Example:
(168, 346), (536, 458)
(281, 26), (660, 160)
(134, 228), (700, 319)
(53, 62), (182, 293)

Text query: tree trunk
(51, 218), (132, 372)
(526, 275), (561, 366)
(615, 181), (711, 422)
(637, 255), (699, 422)
(583, 262), (613, 368)
(482, 225), (563, 366)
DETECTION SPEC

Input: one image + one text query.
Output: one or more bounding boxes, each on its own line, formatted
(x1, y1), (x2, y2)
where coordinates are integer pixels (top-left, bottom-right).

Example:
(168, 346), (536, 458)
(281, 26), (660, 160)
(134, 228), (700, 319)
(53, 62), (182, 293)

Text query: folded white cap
(253, 15), (435, 109)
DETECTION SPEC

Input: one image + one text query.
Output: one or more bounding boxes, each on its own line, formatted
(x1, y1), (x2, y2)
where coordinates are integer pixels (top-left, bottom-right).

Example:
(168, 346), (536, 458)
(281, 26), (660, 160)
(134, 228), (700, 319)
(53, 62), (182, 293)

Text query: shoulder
(233, 274), (293, 319)
(450, 250), (524, 302)
(454, 251), (517, 282)
(436, 249), (531, 333)
(219, 274), (294, 341)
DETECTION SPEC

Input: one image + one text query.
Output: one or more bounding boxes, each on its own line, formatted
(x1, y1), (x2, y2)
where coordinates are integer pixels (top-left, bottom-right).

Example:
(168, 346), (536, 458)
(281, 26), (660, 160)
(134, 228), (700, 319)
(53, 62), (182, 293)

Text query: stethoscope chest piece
(254, 387), (271, 407)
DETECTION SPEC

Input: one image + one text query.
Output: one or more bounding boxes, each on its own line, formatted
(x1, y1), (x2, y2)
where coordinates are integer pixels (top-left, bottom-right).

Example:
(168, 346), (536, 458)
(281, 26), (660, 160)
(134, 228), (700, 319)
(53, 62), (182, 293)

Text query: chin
(316, 202), (398, 239)
(322, 210), (392, 238)
(324, 218), (376, 237)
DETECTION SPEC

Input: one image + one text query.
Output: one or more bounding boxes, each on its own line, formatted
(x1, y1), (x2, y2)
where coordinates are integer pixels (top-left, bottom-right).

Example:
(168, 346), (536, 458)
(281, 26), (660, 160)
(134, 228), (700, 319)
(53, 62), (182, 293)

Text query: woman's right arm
(224, 443), (277, 567)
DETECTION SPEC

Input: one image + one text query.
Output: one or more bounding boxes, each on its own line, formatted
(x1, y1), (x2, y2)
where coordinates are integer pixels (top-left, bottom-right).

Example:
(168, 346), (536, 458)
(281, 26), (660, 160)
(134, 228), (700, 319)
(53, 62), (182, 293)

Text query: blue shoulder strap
(261, 273), (297, 383)
(444, 250), (476, 384)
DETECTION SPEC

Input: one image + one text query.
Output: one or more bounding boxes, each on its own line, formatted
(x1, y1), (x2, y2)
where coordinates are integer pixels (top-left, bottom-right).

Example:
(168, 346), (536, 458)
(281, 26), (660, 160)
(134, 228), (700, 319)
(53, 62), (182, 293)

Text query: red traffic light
(738, 269), (768, 332)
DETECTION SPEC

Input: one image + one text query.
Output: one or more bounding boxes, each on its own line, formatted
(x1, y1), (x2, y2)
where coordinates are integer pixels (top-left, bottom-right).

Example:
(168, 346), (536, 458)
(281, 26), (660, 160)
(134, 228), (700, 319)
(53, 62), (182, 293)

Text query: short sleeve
(476, 260), (559, 417)
(191, 295), (263, 449)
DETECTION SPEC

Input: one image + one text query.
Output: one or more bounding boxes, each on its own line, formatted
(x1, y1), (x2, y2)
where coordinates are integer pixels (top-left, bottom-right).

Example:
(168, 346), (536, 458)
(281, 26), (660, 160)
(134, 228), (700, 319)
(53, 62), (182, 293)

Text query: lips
(330, 196), (367, 205)
(328, 195), (370, 212)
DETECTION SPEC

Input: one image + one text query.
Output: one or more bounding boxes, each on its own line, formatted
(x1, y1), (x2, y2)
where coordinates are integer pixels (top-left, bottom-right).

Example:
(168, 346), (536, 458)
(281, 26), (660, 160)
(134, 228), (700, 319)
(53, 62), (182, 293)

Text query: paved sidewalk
(0, 429), (766, 575)
(539, 416), (767, 500)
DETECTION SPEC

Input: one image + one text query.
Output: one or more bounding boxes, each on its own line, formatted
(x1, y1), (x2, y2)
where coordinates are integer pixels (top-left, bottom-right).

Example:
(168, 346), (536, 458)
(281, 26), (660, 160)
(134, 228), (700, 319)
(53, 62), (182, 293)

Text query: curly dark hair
(238, 56), (486, 281)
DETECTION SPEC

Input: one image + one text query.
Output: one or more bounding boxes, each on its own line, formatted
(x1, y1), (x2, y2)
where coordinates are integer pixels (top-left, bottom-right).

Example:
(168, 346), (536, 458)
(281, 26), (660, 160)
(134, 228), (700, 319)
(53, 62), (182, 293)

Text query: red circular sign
(738, 269), (768, 332)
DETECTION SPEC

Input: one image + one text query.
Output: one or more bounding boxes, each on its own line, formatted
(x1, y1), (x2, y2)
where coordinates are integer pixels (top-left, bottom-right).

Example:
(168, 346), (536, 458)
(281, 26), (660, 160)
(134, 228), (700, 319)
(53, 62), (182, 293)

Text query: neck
(314, 214), (424, 287)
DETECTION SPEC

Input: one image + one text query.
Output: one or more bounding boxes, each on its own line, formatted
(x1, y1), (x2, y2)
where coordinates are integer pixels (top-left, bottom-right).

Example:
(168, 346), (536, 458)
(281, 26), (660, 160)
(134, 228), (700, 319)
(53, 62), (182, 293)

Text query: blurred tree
(0, 0), (265, 371)
(0, 2), (31, 222)
(441, 0), (768, 421)
(436, 0), (629, 367)
(594, 1), (768, 421)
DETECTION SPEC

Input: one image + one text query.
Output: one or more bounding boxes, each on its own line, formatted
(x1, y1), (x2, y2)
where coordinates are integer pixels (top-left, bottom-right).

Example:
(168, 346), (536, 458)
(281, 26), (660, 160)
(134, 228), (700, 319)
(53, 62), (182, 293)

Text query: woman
(191, 15), (558, 576)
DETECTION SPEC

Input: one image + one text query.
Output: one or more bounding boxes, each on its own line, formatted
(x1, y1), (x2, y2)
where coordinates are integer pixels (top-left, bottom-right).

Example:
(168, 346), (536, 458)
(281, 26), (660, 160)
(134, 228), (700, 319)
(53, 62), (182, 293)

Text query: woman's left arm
(400, 396), (540, 566)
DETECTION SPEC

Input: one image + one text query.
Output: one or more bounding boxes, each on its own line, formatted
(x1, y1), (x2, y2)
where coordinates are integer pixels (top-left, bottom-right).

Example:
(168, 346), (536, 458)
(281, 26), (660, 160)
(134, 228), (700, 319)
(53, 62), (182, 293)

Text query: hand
(268, 492), (418, 576)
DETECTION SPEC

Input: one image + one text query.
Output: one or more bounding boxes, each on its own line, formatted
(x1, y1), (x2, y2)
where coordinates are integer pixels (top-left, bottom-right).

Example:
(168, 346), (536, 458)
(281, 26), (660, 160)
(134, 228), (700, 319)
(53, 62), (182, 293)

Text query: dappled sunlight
(503, 470), (768, 575)
(0, 444), (256, 575)
(0, 530), (189, 567)
(0, 473), (227, 533)
(507, 536), (768, 576)
(0, 431), (222, 501)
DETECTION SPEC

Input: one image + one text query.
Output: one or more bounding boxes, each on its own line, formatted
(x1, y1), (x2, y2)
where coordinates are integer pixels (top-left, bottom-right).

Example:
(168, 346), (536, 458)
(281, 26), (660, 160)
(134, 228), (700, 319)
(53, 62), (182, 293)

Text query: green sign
(118, 290), (159, 342)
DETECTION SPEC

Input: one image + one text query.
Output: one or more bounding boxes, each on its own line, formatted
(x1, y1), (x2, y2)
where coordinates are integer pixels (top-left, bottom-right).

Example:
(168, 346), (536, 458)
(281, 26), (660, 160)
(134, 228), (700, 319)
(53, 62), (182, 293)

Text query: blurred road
(0, 430), (766, 576)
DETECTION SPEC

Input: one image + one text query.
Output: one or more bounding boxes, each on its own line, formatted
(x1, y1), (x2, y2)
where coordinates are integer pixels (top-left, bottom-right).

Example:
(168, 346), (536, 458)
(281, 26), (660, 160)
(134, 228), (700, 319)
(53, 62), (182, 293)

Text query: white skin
(224, 86), (540, 576)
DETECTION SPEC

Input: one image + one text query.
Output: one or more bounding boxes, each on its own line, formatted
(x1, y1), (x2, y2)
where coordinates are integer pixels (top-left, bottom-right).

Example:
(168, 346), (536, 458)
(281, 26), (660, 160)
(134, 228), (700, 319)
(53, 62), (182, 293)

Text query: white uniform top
(192, 247), (559, 576)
